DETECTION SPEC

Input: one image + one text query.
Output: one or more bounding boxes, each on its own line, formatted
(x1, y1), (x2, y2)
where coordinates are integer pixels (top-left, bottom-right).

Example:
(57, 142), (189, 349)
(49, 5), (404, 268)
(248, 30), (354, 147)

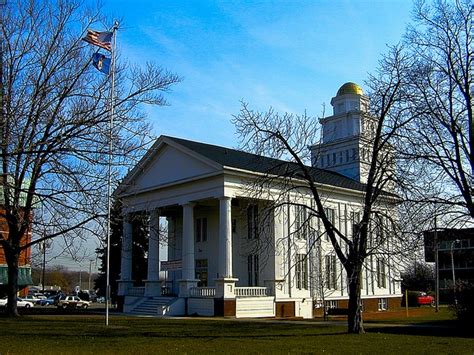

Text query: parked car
(0, 297), (34, 308)
(417, 292), (435, 306)
(17, 298), (35, 308)
(402, 291), (436, 307)
(39, 295), (60, 306)
(57, 295), (90, 309)
(23, 295), (44, 304)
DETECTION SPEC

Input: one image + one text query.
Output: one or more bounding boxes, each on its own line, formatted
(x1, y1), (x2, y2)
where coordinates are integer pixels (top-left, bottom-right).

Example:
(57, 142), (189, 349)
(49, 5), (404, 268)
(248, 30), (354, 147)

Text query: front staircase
(126, 297), (184, 316)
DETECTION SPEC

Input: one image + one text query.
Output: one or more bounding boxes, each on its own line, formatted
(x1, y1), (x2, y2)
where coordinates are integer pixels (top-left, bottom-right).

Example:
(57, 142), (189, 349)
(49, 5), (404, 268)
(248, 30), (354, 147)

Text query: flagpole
(106, 20), (119, 327)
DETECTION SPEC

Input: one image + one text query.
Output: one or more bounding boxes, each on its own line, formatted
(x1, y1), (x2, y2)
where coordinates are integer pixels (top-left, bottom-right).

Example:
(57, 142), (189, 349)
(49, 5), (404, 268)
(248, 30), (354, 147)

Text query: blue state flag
(92, 53), (111, 74)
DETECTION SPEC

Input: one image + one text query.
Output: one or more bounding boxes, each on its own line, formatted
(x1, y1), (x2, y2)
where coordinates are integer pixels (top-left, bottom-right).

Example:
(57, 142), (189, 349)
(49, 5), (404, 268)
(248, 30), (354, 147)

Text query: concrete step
(128, 297), (178, 316)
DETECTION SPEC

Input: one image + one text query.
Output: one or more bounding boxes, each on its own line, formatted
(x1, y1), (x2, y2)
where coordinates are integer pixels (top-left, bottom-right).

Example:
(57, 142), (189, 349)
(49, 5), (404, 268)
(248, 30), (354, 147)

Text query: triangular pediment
(120, 139), (222, 194)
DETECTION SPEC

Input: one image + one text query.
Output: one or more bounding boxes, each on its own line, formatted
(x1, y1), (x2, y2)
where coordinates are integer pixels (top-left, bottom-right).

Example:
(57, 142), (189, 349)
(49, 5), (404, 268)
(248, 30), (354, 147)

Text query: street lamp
(450, 239), (460, 306)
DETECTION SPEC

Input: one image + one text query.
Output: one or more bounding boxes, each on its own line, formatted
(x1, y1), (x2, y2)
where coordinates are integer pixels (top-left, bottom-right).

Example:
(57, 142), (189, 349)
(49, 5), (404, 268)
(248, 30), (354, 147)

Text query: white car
(23, 295), (43, 304)
(18, 297), (35, 308)
(0, 297), (34, 308)
(57, 295), (90, 309)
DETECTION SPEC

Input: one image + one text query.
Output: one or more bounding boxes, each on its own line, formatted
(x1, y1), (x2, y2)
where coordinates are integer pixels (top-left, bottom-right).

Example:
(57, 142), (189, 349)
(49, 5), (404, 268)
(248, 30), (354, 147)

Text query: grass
(0, 310), (472, 354)
(362, 306), (456, 323)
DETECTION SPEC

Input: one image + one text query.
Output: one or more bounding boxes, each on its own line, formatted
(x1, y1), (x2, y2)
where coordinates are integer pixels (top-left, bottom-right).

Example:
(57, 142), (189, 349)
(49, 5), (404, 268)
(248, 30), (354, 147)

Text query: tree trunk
(347, 266), (364, 334)
(5, 249), (20, 317)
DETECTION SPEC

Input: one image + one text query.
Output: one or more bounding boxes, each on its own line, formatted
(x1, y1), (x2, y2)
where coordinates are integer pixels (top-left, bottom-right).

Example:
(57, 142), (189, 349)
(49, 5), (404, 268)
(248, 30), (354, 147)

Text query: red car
(417, 292), (435, 306)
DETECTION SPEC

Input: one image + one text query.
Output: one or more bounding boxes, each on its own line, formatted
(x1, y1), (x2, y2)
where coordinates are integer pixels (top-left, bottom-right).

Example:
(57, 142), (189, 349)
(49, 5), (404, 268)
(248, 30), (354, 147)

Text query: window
(195, 218), (207, 242)
(325, 300), (338, 309)
(374, 215), (383, 244)
(376, 258), (386, 288)
(325, 207), (335, 224)
(247, 204), (259, 239)
(195, 259), (208, 287)
(296, 254), (308, 290)
(325, 255), (337, 289)
(295, 205), (309, 240)
(337, 103), (344, 113)
(248, 254), (259, 286)
(323, 207), (335, 241)
(333, 153), (337, 165)
(378, 298), (388, 311)
(351, 211), (360, 238)
(232, 218), (237, 234)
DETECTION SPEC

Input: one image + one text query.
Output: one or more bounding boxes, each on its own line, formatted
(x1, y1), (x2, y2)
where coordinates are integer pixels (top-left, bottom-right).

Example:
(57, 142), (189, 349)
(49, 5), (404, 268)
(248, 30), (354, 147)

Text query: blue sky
(104, 0), (413, 147)
(53, 1), (415, 271)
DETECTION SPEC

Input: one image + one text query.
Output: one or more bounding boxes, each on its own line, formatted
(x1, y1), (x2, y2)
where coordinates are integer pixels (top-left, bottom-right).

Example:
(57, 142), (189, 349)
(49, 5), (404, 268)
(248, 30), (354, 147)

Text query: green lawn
(0, 314), (472, 354)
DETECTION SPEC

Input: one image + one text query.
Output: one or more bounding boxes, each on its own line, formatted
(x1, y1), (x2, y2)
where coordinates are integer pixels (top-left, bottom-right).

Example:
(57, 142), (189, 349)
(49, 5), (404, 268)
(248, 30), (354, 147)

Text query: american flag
(82, 29), (113, 51)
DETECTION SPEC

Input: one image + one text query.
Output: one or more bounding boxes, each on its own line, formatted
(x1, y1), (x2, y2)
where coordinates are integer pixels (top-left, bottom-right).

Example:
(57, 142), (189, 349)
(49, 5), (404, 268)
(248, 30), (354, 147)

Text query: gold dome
(336, 82), (364, 96)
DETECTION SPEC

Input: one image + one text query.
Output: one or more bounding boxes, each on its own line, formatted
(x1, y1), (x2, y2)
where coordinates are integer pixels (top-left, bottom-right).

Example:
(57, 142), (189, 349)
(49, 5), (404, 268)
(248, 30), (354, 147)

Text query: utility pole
(88, 259), (93, 291)
(434, 216), (439, 312)
(450, 239), (460, 306)
(42, 241), (46, 292)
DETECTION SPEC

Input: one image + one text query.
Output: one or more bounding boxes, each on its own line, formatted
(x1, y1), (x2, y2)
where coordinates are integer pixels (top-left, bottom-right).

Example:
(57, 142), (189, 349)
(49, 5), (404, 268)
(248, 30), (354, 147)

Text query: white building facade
(116, 83), (402, 318)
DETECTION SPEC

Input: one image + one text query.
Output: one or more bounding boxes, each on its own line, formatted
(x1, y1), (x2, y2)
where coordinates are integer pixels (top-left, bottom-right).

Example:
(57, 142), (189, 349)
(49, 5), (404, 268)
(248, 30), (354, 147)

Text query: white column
(218, 197), (232, 278)
(118, 214), (133, 296)
(182, 202), (196, 280)
(179, 202), (198, 297)
(145, 209), (161, 296)
(147, 209), (160, 280)
(215, 196), (238, 300)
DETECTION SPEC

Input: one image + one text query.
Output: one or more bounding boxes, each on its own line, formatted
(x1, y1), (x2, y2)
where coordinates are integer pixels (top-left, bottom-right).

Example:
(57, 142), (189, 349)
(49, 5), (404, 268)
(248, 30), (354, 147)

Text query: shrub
(452, 281), (474, 324)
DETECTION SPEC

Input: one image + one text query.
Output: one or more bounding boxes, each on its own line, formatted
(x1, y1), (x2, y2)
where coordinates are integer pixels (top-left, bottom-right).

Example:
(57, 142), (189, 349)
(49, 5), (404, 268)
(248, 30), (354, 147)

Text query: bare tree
(232, 46), (414, 334)
(0, 0), (180, 316)
(394, 0), (473, 220)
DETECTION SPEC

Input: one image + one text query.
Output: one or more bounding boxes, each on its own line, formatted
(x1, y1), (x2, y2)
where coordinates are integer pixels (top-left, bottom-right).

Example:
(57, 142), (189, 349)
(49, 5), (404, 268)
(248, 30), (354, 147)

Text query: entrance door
(195, 259), (208, 287)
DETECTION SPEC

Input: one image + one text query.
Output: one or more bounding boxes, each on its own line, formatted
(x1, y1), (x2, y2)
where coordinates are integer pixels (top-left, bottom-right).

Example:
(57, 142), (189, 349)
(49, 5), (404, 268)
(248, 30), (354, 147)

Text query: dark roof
(164, 135), (367, 192)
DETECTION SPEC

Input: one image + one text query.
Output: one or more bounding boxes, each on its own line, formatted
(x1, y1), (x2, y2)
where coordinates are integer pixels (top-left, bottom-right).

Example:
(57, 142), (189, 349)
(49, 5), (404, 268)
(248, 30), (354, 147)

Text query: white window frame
(296, 254), (308, 290)
(247, 204), (259, 239)
(325, 254), (337, 290)
(295, 205), (309, 240)
(324, 207), (335, 241)
(195, 217), (207, 243)
(378, 298), (388, 311)
(376, 258), (386, 288)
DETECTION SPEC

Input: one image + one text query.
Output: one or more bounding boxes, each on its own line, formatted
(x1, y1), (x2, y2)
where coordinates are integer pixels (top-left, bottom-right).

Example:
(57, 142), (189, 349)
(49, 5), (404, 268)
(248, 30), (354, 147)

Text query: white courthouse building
(116, 83), (402, 318)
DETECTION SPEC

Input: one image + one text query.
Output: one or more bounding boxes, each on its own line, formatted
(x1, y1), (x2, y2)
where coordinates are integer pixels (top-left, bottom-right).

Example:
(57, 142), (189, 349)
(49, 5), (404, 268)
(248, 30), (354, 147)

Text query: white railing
(190, 287), (216, 298)
(235, 287), (268, 297)
(128, 286), (145, 297)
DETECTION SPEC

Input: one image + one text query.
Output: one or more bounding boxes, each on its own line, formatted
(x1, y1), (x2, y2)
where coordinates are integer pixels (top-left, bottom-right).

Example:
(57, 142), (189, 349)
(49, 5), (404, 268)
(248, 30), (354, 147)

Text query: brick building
(0, 211), (33, 297)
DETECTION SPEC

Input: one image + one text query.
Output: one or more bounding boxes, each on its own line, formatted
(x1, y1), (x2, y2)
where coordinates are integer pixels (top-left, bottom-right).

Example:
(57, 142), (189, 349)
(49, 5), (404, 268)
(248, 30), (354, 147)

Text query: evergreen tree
(94, 199), (148, 302)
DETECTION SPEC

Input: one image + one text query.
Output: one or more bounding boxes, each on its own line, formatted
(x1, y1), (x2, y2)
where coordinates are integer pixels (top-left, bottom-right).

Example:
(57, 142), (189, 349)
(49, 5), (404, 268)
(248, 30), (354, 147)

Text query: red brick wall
(275, 301), (295, 318)
(313, 297), (403, 317)
(0, 210), (32, 266)
(214, 299), (236, 316)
